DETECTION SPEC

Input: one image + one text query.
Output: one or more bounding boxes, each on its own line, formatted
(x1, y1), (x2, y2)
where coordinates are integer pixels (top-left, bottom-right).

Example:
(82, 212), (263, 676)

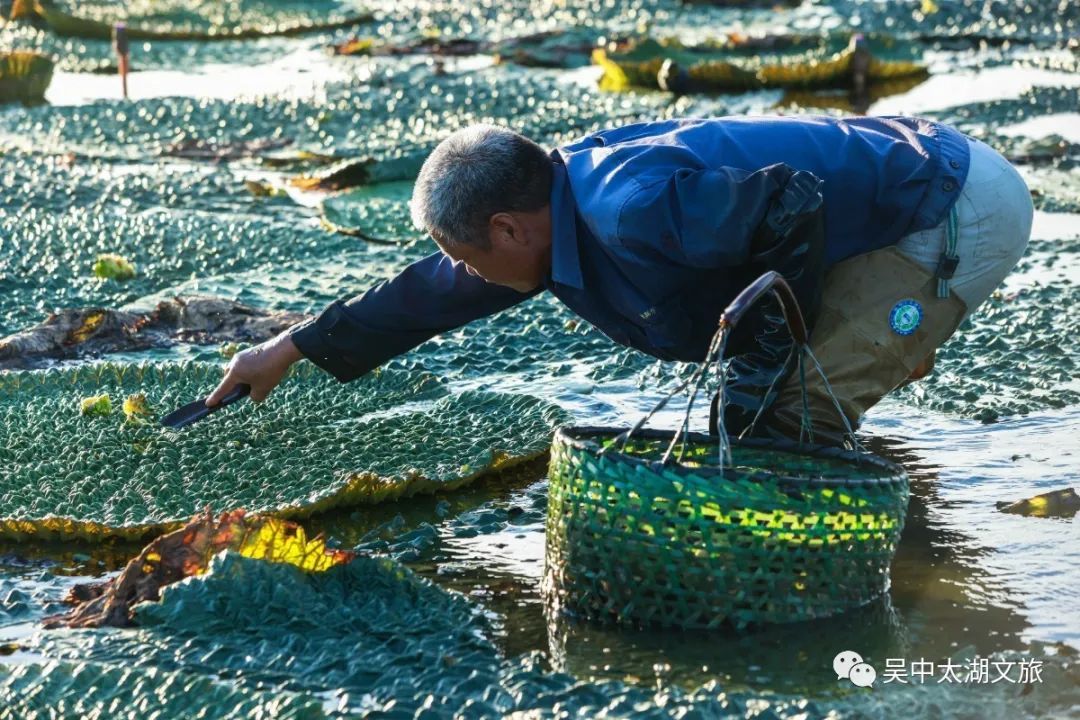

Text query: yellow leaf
(122, 393), (152, 421)
(68, 310), (107, 345)
(236, 517), (354, 572)
(592, 48), (631, 92)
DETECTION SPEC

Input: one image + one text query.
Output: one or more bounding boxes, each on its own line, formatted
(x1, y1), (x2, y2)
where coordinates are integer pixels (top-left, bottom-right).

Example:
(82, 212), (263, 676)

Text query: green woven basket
(545, 428), (908, 629)
(544, 271), (910, 629)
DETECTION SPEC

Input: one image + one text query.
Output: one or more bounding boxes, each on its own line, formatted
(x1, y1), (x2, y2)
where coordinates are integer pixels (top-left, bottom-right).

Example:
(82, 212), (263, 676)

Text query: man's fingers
(205, 373), (237, 407)
(204, 342), (286, 407)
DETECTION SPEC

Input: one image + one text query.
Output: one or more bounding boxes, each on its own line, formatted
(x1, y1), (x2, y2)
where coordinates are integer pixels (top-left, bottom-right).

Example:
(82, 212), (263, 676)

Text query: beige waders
(767, 245), (968, 445)
(757, 136), (1032, 445)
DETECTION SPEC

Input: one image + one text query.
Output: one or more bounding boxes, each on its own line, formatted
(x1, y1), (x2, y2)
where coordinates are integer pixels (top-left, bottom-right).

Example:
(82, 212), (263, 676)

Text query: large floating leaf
(20, 0), (373, 41)
(929, 86), (1080, 141)
(0, 660), (328, 719)
(330, 28), (600, 69)
(0, 50), (52, 104)
(1025, 167), (1080, 214)
(898, 239), (1080, 422)
(0, 151), (268, 217)
(318, 181), (419, 243)
(45, 510), (356, 628)
(14, 550), (1076, 719)
(0, 362), (568, 541)
(812, 0), (1079, 44)
(24, 552), (504, 716)
(595, 33), (926, 93)
(0, 64), (672, 162)
(0, 199), (348, 336)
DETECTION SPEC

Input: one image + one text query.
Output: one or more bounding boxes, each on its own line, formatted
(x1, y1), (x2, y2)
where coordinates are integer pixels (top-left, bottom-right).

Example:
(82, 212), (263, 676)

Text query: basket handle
(606, 272), (861, 467)
(717, 270), (808, 345)
(606, 273), (806, 460)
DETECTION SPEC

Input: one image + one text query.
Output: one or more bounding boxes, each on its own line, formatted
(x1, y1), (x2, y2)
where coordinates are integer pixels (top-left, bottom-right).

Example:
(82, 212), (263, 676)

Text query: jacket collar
(546, 157), (584, 290)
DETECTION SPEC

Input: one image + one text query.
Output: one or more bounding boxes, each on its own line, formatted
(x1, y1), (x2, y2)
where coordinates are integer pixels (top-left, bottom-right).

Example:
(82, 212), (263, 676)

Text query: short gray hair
(410, 124), (553, 249)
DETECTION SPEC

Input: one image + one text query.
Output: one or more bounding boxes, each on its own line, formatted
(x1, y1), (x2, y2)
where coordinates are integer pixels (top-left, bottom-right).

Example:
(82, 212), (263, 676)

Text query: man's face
(434, 209), (552, 293)
(438, 239), (536, 293)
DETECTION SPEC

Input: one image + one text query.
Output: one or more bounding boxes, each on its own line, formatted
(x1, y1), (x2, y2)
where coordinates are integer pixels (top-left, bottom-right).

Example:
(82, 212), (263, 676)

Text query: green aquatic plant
(330, 29), (598, 69)
(91, 253), (136, 281)
(0, 362), (567, 541)
(10, 550), (1076, 719)
(0, 661), (329, 719)
(14, 0), (374, 41)
(815, 0), (1078, 44)
(929, 86), (1080, 142)
(23, 551), (504, 716)
(594, 33), (927, 93)
(121, 392), (151, 422)
(318, 182), (418, 243)
(0, 160), (360, 336)
(46, 509), (355, 628)
(996, 487), (1080, 519)
(79, 393), (111, 416)
(898, 246), (1080, 420)
(0, 65), (671, 165)
(0, 50), (53, 104)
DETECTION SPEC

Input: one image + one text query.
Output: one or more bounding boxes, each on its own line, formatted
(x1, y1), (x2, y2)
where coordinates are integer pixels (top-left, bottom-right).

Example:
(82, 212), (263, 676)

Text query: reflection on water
(777, 73), (929, 114)
(871, 404), (1080, 649)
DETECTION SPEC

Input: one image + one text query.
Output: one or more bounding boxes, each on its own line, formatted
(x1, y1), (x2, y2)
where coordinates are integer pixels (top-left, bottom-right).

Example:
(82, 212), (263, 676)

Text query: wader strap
(936, 203), (960, 298)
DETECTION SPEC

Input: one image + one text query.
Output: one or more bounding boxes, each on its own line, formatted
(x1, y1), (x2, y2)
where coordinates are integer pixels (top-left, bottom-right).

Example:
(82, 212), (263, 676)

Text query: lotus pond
(1, 0), (1078, 718)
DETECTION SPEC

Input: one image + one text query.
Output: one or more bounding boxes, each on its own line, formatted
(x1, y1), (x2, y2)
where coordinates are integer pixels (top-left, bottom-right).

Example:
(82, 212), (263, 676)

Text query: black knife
(160, 384), (251, 429)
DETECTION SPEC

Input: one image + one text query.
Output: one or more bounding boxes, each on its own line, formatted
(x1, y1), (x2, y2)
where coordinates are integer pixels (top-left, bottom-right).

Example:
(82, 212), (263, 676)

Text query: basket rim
(552, 425), (908, 489)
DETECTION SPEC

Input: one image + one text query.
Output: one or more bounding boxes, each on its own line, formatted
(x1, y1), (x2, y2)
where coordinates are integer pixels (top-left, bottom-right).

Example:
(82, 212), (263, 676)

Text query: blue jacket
(290, 116), (970, 381)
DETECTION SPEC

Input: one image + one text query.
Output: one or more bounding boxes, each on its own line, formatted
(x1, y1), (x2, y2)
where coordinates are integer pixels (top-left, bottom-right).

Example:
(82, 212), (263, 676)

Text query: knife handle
(211, 383), (252, 410)
(161, 383), (253, 429)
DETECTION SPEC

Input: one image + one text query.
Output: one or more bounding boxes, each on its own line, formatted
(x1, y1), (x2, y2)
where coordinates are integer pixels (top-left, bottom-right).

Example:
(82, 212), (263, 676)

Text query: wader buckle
(935, 252), (960, 281)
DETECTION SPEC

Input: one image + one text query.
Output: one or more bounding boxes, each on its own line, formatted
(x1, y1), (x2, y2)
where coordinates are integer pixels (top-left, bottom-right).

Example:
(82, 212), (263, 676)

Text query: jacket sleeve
(288, 251), (541, 382)
(613, 162), (798, 268)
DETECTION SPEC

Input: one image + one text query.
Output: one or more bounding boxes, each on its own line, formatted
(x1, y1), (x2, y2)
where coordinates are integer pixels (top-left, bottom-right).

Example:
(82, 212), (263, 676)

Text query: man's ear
(490, 212), (526, 246)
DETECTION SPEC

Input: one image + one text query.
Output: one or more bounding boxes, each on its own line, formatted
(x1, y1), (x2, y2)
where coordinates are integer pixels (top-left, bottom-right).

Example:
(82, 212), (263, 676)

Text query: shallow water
(1, 1), (1078, 717)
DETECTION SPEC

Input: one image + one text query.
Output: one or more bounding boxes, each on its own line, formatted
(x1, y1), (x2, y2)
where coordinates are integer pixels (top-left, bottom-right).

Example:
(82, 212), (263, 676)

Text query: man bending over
(209, 117), (1032, 445)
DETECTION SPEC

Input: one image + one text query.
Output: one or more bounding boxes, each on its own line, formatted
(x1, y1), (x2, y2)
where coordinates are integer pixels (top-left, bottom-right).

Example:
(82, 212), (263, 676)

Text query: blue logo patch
(889, 299), (923, 336)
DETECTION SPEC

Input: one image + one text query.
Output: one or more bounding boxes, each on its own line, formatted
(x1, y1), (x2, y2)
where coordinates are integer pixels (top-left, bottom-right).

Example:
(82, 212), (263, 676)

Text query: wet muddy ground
(1, 1), (1078, 718)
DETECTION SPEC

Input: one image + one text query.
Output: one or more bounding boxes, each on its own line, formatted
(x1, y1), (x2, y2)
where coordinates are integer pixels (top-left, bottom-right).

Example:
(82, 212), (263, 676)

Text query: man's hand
(206, 332), (304, 407)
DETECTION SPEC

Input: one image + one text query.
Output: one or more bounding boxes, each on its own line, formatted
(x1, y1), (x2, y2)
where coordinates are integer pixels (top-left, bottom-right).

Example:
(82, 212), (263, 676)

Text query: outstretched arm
(207, 251), (540, 405)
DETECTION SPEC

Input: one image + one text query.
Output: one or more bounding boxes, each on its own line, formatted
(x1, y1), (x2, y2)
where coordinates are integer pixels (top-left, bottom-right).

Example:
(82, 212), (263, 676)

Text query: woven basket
(544, 427), (908, 629)
(543, 269), (913, 629)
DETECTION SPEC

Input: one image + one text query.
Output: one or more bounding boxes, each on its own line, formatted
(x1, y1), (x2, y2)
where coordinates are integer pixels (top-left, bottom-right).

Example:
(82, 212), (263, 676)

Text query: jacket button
(949, 159), (961, 169)
(943, 181), (955, 192)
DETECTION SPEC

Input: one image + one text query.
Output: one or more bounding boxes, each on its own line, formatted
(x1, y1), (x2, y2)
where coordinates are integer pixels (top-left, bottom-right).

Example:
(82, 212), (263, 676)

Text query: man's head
(410, 124), (554, 293)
